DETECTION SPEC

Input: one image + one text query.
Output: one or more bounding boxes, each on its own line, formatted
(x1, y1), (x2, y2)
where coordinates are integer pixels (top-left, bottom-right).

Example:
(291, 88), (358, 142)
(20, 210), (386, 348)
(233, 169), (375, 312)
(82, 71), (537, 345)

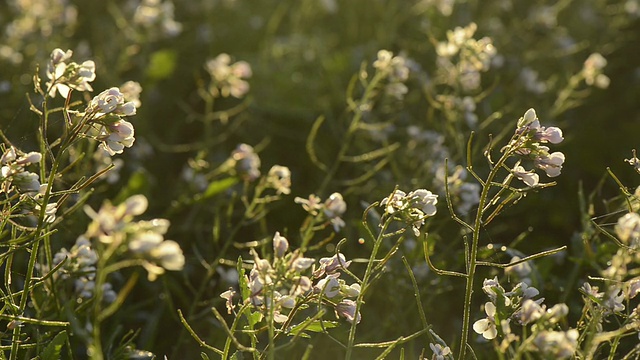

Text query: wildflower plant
(1, 1), (639, 359)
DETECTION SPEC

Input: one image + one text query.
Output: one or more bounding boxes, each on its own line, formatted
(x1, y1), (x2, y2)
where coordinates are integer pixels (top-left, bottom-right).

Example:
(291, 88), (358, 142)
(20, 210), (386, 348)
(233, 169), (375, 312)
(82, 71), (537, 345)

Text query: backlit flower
(473, 302), (498, 340)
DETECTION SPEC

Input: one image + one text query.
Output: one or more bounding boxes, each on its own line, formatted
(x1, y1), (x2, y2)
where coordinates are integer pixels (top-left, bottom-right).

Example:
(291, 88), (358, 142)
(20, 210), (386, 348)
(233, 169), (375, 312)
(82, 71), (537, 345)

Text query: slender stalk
(345, 219), (391, 359)
(317, 71), (386, 195)
(458, 148), (513, 360)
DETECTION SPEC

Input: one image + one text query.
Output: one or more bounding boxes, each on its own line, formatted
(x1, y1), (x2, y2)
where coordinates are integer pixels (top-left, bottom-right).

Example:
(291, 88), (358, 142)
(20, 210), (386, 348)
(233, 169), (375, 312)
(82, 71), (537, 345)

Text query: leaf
(39, 330), (67, 359)
(146, 49), (177, 80)
(200, 352), (211, 360)
(197, 177), (238, 201)
(288, 318), (339, 338)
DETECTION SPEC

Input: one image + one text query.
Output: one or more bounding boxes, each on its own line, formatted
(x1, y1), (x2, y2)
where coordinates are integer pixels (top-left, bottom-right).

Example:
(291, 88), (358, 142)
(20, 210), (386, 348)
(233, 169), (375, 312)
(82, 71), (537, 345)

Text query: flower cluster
(582, 53), (610, 89)
(46, 48), (96, 98)
(435, 22), (497, 92)
(84, 195), (185, 281)
(230, 143), (261, 181)
(133, 0), (183, 38)
(373, 50), (410, 100)
(381, 188), (438, 236)
(265, 165), (292, 195)
(223, 233), (361, 325)
(473, 277), (578, 358)
(205, 53), (252, 98)
(1, 146), (43, 194)
(295, 192), (347, 232)
(508, 108), (565, 186)
(52, 236), (117, 302)
(86, 88), (138, 156)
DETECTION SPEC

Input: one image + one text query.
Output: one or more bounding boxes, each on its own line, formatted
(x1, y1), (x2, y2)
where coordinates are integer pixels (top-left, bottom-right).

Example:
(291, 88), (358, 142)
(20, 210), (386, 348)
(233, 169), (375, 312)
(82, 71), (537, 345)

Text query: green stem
(317, 71), (386, 195)
(458, 149), (513, 360)
(345, 219), (391, 359)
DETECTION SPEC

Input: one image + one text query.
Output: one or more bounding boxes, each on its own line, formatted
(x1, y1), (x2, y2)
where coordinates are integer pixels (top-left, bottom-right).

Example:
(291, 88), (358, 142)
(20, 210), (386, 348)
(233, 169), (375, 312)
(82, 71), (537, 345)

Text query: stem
(317, 71), (386, 195)
(345, 219), (391, 359)
(458, 148), (513, 360)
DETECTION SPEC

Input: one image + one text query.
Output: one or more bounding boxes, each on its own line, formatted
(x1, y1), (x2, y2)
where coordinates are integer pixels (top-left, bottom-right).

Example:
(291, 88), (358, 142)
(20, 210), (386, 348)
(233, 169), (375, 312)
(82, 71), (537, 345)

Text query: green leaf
(146, 49), (177, 80)
(39, 330), (67, 359)
(197, 177), (238, 202)
(288, 318), (339, 338)
(200, 352), (211, 360)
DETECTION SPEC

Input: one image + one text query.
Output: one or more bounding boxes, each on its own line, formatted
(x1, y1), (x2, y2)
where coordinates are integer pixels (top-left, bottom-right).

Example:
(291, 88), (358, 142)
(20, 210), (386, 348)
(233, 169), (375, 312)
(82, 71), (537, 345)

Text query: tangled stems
(458, 140), (520, 359)
(9, 99), (63, 359)
(317, 69), (387, 195)
(345, 209), (391, 360)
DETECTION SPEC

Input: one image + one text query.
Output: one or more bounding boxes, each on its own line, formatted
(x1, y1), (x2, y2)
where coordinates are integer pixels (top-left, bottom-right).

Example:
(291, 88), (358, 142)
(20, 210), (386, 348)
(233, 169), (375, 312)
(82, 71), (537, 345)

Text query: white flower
(129, 231), (164, 254)
(99, 120), (136, 156)
(120, 81), (143, 108)
(231, 144), (261, 181)
(150, 240), (185, 271)
(342, 283), (361, 298)
(316, 253), (351, 276)
(266, 165), (291, 195)
(205, 53), (252, 98)
(381, 189), (407, 214)
(89, 87), (137, 117)
(407, 189), (438, 216)
(315, 275), (340, 298)
(291, 257), (315, 272)
(220, 289), (236, 314)
(533, 329), (579, 359)
(429, 343), (452, 360)
(473, 302), (498, 340)
(272, 231), (289, 258)
(535, 152), (565, 177)
(335, 299), (361, 324)
(513, 165), (539, 186)
(519, 299), (544, 325)
(615, 212), (640, 245)
(35, 202), (57, 223)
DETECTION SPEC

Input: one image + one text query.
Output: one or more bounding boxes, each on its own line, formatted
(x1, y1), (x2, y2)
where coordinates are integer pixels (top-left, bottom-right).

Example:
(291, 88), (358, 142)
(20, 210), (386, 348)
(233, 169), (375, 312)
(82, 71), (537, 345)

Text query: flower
(294, 194), (323, 215)
(315, 275), (340, 298)
(535, 151), (565, 177)
(315, 253), (351, 277)
(120, 81), (143, 108)
(482, 277), (505, 302)
(615, 212), (640, 246)
(98, 120), (136, 156)
(519, 299), (544, 325)
(429, 343), (452, 360)
(532, 329), (579, 359)
(335, 299), (361, 324)
(323, 192), (347, 231)
(272, 231), (289, 258)
(583, 53), (610, 89)
(407, 189), (438, 216)
(231, 144), (261, 181)
(266, 165), (291, 195)
(291, 257), (315, 272)
(381, 189), (407, 214)
(205, 53), (252, 98)
(513, 165), (539, 187)
(88, 87), (137, 117)
(473, 302), (498, 340)
(46, 48), (96, 98)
